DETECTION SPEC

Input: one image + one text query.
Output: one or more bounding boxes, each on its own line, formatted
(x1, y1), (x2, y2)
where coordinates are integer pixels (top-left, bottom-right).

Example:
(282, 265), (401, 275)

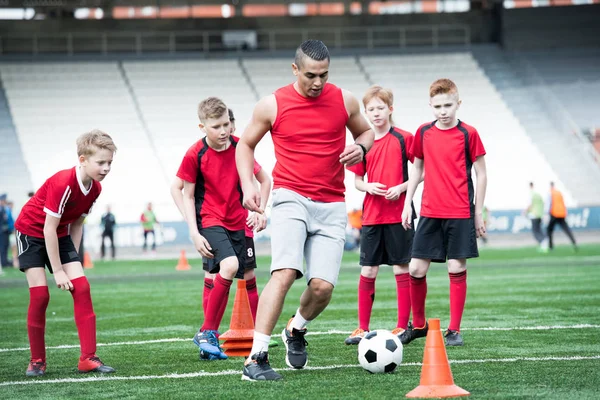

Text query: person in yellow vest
(141, 202), (158, 252)
(546, 182), (577, 251)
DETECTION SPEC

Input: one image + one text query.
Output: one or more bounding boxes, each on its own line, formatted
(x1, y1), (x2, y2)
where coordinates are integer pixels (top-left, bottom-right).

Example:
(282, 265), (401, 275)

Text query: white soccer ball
(357, 330), (403, 374)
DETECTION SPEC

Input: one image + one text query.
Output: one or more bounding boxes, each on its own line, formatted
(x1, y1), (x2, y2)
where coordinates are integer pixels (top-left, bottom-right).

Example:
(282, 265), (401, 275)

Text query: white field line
(1, 324), (599, 353)
(1, 355), (599, 387)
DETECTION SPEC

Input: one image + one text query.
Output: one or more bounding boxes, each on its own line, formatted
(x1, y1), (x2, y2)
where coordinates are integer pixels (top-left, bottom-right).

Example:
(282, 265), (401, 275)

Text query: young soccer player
(401, 79), (487, 347)
(14, 130), (117, 377)
(170, 108), (271, 328)
(177, 98), (267, 360)
(345, 86), (415, 345)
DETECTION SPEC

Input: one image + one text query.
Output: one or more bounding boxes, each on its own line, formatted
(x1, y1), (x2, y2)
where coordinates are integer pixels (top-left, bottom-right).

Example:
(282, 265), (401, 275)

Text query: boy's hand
(255, 213), (267, 232)
(242, 185), (263, 214)
(192, 232), (214, 258)
(401, 204), (413, 231)
(384, 185), (402, 201)
(475, 212), (486, 238)
(366, 182), (387, 196)
(54, 271), (73, 291)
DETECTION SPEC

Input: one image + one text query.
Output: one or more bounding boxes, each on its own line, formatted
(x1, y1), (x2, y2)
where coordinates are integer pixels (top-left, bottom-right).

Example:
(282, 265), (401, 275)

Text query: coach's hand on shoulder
(339, 144), (364, 167)
(366, 182), (387, 196)
(192, 232), (214, 259)
(54, 270), (73, 291)
(401, 205), (413, 231)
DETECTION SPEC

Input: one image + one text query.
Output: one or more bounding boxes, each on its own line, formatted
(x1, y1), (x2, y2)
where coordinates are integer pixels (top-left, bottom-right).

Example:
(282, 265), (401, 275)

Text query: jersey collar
(75, 166), (92, 196)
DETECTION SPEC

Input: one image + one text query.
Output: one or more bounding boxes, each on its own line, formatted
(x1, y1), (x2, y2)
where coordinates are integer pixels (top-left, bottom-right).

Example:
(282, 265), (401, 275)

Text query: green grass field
(1, 245), (599, 399)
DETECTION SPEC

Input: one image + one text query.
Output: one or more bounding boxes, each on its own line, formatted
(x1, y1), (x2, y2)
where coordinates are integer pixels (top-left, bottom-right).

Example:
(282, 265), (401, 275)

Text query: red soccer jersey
(245, 162), (263, 238)
(271, 83), (349, 202)
(347, 127), (414, 225)
(15, 167), (101, 238)
(411, 120), (486, 219)
(177, 136), (257, 231)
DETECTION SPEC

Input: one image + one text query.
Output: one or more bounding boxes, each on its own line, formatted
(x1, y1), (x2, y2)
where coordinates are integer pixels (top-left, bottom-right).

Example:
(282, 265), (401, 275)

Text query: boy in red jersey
(237, 40), (374, 381)
(401, 79), (487, 347)
(15, 130), (117, 377)
(170, 108), (271, 331)
(345, 86), (416, 345)
(177, 98), (268, 360)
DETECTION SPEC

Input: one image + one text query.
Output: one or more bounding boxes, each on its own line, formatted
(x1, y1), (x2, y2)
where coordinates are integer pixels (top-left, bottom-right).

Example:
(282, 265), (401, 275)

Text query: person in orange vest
(547, 182), (577, 251)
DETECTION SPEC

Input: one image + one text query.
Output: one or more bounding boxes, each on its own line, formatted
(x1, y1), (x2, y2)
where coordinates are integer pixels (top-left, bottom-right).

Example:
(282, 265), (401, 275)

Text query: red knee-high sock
(448, 271), (467, 332)
(202, 277), (214, 317)
(201, 274), (232, 331)
(28, 286), (50, 362)
(71, 276), (96, 360)
(410, 275), (427, 328)
(246, 277), (259, 323)
(358, 275), (376, 331)
(395, 273), (411, 330)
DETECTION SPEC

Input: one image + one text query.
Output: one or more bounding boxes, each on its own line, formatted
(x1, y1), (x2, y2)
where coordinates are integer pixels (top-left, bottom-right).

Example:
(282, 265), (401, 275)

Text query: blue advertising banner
(85, 207), (600, 249)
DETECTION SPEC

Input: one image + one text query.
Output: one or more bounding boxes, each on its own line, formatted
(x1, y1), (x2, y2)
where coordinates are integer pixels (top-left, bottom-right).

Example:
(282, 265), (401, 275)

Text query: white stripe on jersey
(58, 186), (72, 215)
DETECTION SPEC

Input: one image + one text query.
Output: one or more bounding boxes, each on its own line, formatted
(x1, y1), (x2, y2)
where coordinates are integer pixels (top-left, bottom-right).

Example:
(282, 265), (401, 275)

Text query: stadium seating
(472, 46), (600, 206)
(2, 49), (594, 222)
(0, 61), (172, 222)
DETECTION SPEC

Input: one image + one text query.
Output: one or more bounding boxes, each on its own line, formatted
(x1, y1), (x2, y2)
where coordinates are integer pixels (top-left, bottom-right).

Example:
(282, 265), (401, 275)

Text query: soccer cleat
(391, 327), (406, 341)
(444, 329), (464, 346)
(78, 356), (115, 373)
(344, 328), (367, 345)
(199, 350), (219, 361)
(242, 351), (283, 381)
(25, 359), (46, 377)
(193, 330), (228, 360)
(399, 321), (429, 345)
(282, 319), (308, 369)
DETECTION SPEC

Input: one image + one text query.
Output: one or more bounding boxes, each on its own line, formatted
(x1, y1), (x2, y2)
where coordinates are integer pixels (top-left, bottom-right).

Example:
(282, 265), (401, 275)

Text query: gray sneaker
(242, 352), (283, 381)
(444, 329), (464, 346)
(282, 323), (308, 369)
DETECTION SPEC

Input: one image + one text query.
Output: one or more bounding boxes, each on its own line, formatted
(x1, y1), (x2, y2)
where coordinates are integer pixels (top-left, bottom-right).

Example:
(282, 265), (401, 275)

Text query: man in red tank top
(237, 40), (374, 381)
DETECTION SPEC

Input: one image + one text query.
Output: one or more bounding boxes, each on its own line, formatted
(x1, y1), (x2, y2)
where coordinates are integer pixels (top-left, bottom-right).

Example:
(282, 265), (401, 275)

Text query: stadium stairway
(472, 46), (600, 206)
(0, 77), (33, 206)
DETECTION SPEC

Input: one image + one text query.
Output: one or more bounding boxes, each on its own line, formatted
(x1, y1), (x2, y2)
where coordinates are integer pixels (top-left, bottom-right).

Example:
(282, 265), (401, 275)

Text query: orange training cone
(219, 280), (254, 357)
(175, 250), (191, 271)
(406, 318), (470, 398)
(83, 251), (94, 269)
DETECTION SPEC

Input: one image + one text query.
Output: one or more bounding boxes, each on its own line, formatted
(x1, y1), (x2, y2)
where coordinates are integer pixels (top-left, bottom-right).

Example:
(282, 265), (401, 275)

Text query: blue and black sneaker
(193, 330), (228, 360)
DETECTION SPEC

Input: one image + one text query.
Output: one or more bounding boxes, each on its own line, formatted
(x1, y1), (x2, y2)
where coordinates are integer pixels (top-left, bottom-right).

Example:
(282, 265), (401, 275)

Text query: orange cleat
(78, 356), (115, 374)
(26, 359), (46, 377)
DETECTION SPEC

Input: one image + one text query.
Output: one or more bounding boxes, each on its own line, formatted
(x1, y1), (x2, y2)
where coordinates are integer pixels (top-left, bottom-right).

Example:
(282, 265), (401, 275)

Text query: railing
(0, 24), (470, 55)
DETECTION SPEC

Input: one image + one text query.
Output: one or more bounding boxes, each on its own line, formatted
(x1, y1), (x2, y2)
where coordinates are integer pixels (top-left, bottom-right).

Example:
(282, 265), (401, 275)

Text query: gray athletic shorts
(270, 188), (347, 286)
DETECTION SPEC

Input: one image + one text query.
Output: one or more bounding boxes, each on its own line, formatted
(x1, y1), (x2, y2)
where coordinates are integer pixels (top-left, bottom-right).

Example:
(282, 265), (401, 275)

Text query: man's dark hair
(529, 182), (534, 188)
(228, 108), (235, 122)
(294, 40), (330, 68)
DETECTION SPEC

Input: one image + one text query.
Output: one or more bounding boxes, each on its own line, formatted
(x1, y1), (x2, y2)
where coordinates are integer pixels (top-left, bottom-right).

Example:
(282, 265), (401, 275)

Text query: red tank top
(271, 83), (349, 202)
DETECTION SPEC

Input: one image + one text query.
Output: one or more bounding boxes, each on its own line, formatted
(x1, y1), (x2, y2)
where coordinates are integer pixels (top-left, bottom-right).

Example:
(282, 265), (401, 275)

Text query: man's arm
(401, 158), (424, 229)
(43, 214), (73, 291)
(182, 180), (213, 258)
(236, 95), (277, 213)
(340, 90), (374, 167)
(473, 155), (488, 238)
